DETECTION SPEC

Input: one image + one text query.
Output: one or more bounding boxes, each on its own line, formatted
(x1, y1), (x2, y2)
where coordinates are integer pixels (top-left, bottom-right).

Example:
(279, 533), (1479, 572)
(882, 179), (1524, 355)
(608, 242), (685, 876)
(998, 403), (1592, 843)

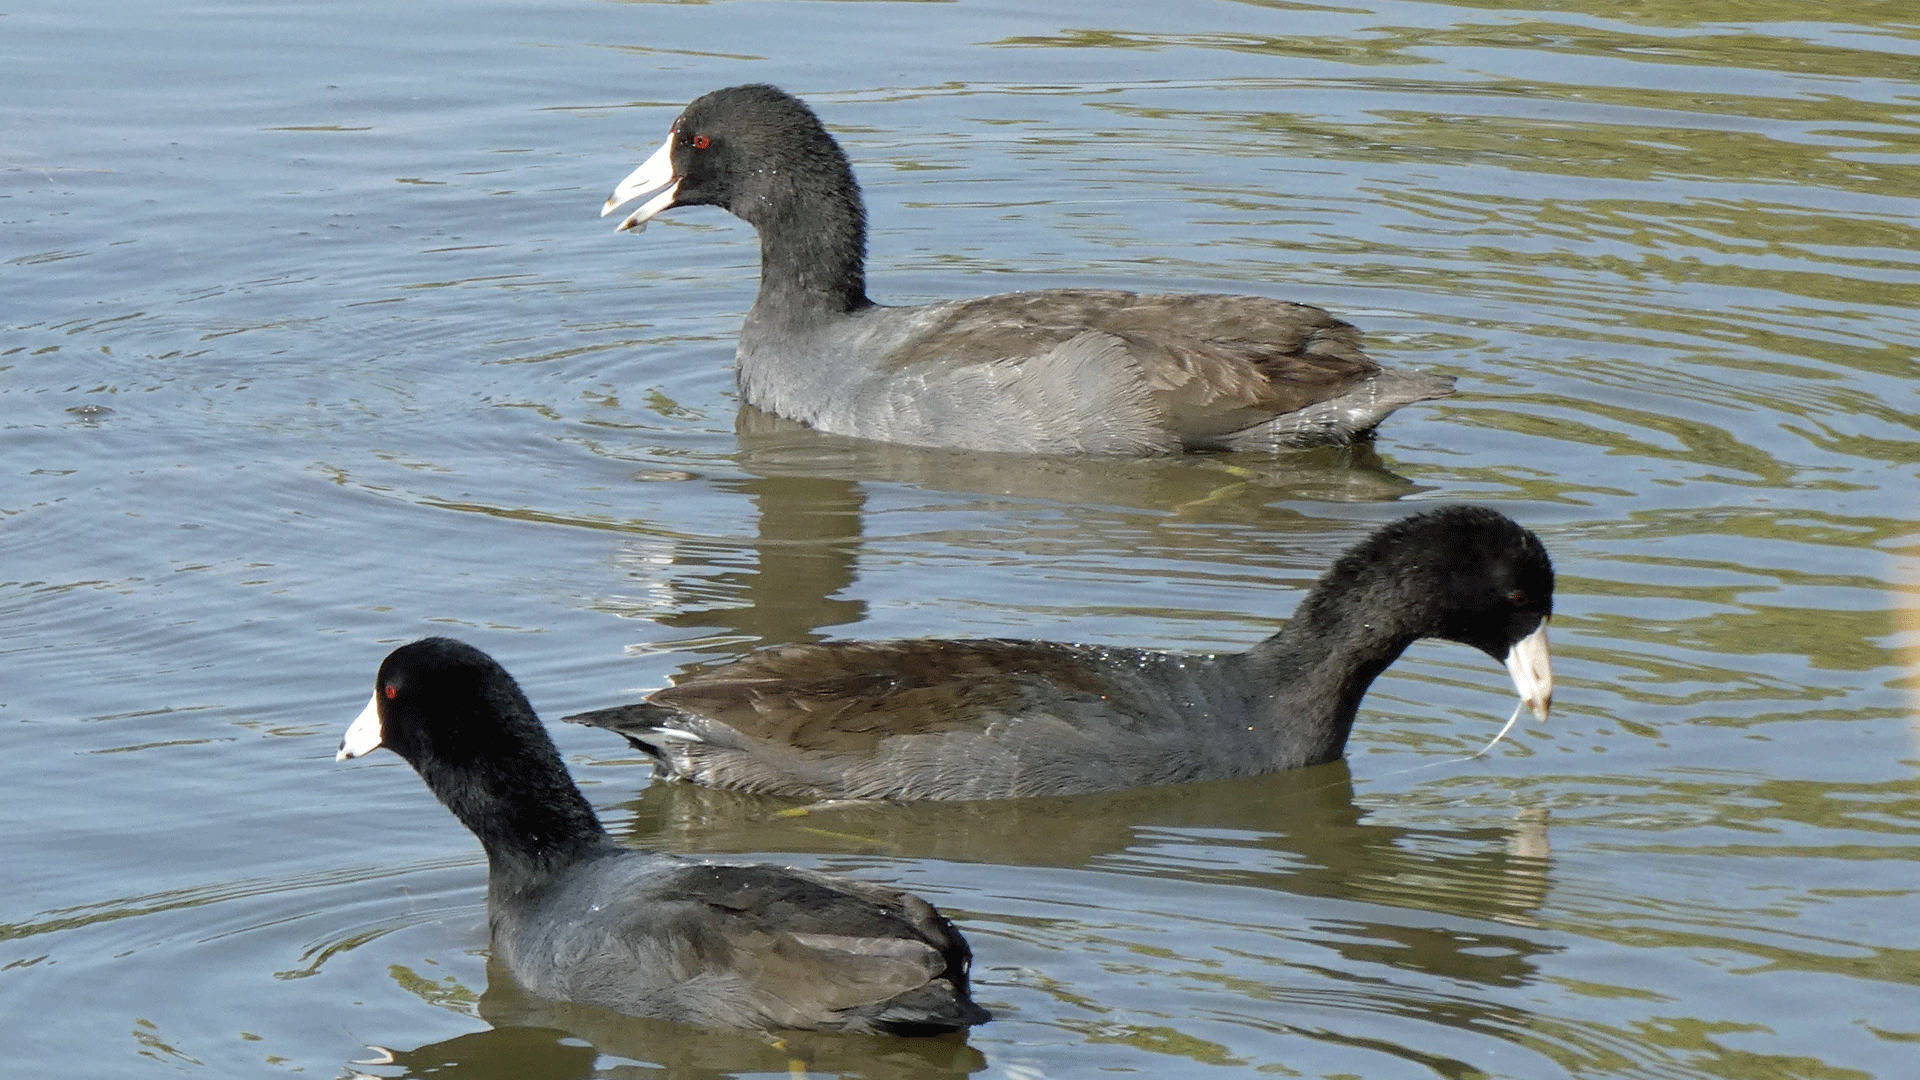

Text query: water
(4, 0), (1917, 1076)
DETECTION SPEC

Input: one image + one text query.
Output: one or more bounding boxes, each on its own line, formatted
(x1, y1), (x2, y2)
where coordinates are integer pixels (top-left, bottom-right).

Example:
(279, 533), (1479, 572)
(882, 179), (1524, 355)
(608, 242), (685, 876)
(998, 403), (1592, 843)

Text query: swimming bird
(337, 637), (989, 1033)
(568, 505), (1554, 801)
(603, 84), (1453, 455)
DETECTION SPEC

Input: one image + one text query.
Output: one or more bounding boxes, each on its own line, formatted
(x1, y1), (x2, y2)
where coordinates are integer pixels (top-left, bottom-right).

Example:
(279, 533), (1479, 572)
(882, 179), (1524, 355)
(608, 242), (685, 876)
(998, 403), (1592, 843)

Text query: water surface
(4, 0), (1918, 1077)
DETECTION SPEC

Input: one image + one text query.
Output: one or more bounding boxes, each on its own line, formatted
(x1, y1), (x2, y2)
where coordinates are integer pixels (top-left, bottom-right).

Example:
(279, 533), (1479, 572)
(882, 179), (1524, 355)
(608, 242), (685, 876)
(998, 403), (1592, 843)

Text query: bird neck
(417, 752), (611, 889)
(745, 170), (872, 317)
(1245, 584), (1424, 766)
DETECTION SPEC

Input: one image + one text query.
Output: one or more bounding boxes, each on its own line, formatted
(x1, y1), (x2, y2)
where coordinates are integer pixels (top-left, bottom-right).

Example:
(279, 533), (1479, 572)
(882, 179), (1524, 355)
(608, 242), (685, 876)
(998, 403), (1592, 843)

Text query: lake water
(4, 0), (1918, 1076)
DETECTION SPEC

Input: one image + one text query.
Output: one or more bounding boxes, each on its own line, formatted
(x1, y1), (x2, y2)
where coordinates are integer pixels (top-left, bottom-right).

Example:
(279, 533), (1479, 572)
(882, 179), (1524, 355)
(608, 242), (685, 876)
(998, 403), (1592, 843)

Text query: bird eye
(1507, 589), (1529, 607)
(383, 682), (398, 700)
(690, 133), (711, 151)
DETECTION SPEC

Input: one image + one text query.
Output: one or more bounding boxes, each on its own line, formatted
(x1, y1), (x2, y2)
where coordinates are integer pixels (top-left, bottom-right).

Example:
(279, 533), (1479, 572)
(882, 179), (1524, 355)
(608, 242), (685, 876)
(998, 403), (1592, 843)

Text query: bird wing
(881, 289), (1380, 427)
(578, 639), (1137, 757)
(638, 861), (971, 1025)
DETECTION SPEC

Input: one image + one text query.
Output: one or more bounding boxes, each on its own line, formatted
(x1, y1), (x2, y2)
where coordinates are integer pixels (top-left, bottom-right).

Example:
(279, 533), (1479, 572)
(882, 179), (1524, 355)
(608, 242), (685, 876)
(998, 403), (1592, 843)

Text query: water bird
(337, 637), (989, 1033)
(569, 505), (1554, 801)
(604, 83), (1453, 455)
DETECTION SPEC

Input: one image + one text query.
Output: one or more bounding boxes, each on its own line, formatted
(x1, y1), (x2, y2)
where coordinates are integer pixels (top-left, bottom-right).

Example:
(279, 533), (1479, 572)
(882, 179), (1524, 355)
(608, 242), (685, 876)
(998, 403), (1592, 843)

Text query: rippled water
(5, 0), (1917, 1076)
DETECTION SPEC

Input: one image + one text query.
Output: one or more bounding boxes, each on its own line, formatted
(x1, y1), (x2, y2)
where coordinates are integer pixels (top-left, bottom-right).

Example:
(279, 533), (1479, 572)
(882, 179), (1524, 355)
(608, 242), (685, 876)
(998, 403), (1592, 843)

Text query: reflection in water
(347, 1026), (598, 1080)
(483, 966), (986, 1078)
(609, 404), (1433, 663)
(734, 405), (1429, 510)
(602, 760), (1557, 993)
(353, 964), (986, 1079)
(644, 469), (870, 653)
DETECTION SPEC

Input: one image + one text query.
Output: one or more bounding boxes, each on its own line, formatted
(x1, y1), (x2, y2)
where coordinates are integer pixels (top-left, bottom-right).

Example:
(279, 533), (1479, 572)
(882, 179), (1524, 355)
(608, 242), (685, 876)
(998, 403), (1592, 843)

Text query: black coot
(604, 84), (1454, 455)
(570, 506), (1555, 801)
(337, 637), (989, 1033)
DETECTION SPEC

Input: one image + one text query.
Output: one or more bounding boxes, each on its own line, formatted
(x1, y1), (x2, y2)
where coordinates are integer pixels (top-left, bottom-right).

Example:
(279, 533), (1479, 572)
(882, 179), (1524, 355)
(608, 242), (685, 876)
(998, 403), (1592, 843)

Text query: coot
(604, 84), (1453, 455)
(337, 637), (989, 1033)
(568, 505), (1554, 801)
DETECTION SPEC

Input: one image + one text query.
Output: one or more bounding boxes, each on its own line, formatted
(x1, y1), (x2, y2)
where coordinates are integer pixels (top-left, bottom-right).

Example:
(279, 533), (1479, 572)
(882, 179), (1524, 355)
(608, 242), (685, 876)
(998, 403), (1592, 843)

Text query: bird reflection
(617, 405), (1430, 664)
(348, 971), (986, 1080)
(732, 404), (1428, 514)
(603, 760), (1555, 991)
(641, 469), (869, 653)
(345, 1025), (599, 1080)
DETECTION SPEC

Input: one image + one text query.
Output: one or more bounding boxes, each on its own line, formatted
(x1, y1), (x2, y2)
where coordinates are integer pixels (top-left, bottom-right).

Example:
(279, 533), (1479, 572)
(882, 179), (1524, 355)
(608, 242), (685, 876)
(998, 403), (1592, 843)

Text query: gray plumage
(605, 84), (1453, 454)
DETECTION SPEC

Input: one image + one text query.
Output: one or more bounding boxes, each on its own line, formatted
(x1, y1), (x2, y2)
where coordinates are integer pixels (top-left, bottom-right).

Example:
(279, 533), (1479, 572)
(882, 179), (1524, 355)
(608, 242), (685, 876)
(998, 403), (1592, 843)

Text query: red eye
(690, 133), (710, 150)
(383, 683), (397, 700)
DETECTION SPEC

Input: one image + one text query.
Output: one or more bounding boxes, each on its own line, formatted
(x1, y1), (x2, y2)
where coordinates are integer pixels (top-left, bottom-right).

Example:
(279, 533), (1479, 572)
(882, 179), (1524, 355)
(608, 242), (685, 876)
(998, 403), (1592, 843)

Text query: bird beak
(337, 693), (384, 761)
(1505, 619), (1553, 722)
(602, 132), (680, 233)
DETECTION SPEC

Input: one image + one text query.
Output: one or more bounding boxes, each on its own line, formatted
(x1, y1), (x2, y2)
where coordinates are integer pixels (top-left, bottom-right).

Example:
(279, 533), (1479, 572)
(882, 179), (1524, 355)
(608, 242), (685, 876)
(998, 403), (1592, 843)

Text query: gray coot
(568, 506), (1555, 801)
(603, 84), (1454, 455)
(337, 637), (990, 1034)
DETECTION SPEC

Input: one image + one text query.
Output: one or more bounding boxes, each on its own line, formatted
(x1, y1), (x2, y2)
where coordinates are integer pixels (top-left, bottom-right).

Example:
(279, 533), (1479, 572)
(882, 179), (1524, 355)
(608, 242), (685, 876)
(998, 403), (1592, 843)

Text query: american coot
(603, 84), (1454, 455)
(568, 506), (1555, 801)
(337, 637), (990, 1034)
